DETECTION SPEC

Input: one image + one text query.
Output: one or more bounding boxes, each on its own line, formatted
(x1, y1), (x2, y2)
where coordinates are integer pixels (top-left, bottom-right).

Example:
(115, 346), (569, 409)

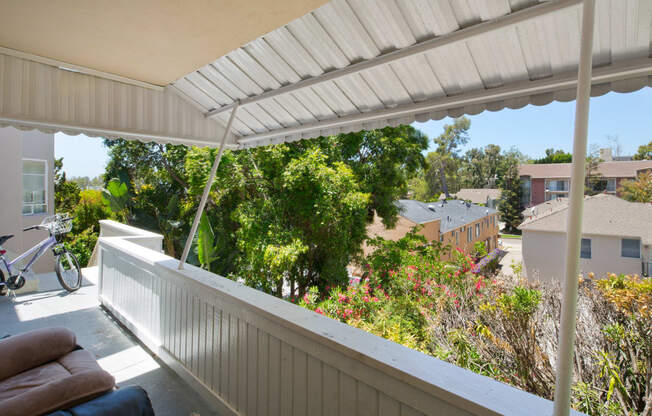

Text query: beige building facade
(0, 126), (55, 273)
(520, 194), (652, 281)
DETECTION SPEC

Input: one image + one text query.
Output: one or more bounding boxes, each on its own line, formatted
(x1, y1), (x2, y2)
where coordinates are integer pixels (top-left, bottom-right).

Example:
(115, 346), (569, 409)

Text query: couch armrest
(0, 369), (115, 416)
(0, 327), (76, 381)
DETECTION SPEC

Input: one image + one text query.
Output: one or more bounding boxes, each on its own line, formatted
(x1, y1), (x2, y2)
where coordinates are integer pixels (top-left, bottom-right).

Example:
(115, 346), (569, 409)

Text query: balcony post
(178, 103), (239, 270)
(552, 0), (595, 415)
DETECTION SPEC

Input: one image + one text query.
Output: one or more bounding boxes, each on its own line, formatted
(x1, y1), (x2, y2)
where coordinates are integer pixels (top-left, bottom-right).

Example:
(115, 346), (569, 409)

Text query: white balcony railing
(96, 221), (583, 416)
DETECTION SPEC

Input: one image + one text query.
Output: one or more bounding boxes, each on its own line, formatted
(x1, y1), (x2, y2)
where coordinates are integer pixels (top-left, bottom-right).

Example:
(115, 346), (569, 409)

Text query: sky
(55, 88), (652, 178)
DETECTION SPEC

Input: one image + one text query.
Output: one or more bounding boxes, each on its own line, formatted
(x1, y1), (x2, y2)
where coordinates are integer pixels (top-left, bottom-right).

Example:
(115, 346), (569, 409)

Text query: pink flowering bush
(293, 232), (650, 416)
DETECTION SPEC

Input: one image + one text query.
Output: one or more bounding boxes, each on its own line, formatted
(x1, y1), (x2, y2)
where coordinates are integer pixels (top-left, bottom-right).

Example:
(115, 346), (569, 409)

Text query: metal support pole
(553, 1), (595, 415)
(178, 103), (239, 270)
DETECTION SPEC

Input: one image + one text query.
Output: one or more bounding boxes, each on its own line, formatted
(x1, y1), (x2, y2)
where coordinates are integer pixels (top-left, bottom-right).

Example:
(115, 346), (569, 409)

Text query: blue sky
(56, 88), (651, 178)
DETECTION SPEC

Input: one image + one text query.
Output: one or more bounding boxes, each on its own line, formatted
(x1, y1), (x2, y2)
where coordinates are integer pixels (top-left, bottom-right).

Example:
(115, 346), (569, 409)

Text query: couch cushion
(0, 327), (76, 381)
(0, 361), (70, 401)
(0, 349), (115, 416)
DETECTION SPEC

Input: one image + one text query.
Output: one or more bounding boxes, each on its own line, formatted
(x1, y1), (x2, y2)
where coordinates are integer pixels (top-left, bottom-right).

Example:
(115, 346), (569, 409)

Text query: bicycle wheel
(55, 249), (82, 292)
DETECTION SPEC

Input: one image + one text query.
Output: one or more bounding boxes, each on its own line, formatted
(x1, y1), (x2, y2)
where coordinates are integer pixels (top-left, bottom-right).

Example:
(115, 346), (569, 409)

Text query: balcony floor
(0, 269), (219, 416)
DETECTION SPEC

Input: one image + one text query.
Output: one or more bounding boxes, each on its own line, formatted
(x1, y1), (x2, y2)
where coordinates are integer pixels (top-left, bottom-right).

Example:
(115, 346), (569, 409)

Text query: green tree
(54, 157), (81, 213)
(432, 117), (470, 198)
(460, 144), (504, 189)
(632, 141), (652, 160)
(534, 148), (572, 164)
(618, 172), (652, 202)
(102, 127), (427, 294)
(498, 157), (523, 233)
(323, 126), (428, 226)
(231, 147), (370, 296)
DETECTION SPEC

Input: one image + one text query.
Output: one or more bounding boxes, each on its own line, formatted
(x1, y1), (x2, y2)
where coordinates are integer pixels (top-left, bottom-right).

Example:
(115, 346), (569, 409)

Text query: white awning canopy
(1, 0), (650, 148)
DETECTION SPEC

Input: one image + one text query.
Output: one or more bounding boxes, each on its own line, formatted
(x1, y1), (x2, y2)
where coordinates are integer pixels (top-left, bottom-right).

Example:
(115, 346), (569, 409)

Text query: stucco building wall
(0, 126), (55, 274)
(522, 230), (646, 282)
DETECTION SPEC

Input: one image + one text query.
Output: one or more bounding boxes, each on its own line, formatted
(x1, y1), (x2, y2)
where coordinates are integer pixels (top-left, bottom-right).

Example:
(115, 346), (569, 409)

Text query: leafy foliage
(632, 141), (652, 160)
(196, 213), (219, 270)
(54, 157), (81, 213)
(100, 126), (427, 296)
(618, 172), (652, 203)
(533, 148), (573, 164)
(497, 157), (523, 233)
(299, 235), (651, 416)
(102, 178), (129, 221)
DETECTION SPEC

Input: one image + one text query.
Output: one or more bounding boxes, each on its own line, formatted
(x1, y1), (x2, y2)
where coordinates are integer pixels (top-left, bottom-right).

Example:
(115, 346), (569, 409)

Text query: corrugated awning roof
(1, 0), (651, 148)
(171, 0), (652, 149)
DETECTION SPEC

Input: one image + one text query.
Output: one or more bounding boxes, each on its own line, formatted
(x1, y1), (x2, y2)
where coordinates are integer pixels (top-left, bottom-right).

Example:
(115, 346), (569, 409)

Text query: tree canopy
(100, 126), (428, 297)
(632, 141), (652, 160)
(533, 148), (572, 164)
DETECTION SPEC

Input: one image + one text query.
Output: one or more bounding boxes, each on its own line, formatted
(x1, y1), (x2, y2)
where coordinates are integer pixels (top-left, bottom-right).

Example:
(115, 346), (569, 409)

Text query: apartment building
(363, 199), (499, 262)
(519, 158), (652, 207)
(520, 194), (652, 281)
(0, 126), (55, 273)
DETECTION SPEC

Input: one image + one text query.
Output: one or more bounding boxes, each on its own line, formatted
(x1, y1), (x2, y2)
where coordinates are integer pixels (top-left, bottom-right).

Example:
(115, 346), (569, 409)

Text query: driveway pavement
(499, 237), (523, 278)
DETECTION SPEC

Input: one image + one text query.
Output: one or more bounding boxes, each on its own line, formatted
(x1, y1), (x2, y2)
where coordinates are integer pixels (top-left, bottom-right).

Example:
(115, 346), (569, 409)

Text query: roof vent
(427, 204), (436, 212)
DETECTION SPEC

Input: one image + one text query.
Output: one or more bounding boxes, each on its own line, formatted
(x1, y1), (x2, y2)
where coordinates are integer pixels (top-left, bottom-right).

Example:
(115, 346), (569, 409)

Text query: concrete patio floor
(0, 269), (220, 416)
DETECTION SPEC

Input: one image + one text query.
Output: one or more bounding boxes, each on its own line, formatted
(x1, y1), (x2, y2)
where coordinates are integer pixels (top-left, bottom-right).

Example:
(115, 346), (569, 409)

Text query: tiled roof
(396, 199), (496, 233)
(521, 198), (569, 225)
(519, 194), (652, 245)
(453, 189), (501, 205)
(518, 160), (652, 179)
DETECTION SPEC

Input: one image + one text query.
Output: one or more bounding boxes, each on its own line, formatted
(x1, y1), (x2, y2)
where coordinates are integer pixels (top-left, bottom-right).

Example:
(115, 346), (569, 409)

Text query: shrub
(295, 234), (652, 416)
(64, 228), (98, 267)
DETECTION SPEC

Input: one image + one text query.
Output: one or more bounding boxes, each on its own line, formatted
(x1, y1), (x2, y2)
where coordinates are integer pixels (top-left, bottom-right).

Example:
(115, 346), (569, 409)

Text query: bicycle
(0, 213), (82, 296)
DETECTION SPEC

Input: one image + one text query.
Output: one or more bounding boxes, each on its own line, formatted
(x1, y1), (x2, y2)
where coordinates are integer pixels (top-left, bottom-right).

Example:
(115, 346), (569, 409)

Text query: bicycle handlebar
(22, 217), (74, 232)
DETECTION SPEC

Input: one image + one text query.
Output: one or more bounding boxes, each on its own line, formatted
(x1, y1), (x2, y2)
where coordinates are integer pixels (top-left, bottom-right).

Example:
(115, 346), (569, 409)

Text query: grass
(499, 233), (522, 239)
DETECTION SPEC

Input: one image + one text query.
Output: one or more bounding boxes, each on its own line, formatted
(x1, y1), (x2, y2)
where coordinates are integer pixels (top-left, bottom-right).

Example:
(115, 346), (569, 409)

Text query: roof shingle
(396, 199), (497, 233)
(519, 194), (652, 245)
(519, 160), (652, 179)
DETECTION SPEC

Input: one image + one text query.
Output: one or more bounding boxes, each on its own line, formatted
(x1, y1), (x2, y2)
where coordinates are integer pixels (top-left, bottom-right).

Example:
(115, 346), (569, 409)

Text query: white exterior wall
(523, 230), (646, 282)
(0, 126), (55, 273)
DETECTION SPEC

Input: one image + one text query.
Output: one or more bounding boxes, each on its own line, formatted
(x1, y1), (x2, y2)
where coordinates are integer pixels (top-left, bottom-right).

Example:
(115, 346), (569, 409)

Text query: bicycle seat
(0, 235), (14, 246)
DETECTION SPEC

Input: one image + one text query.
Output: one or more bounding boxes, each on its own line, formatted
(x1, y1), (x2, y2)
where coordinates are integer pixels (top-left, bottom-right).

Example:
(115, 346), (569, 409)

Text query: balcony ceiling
(171, 0), (652, 148)
(0, 0), (328, 86)
(0, 0), (651, 149)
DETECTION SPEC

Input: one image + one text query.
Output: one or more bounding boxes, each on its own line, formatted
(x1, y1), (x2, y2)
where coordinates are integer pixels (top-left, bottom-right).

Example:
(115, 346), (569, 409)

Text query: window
(621, 239), (640, 258)
(580, 238), (591, 259)
(606, 178), (616, 192)
(455, 231), (459, 244)
(521, 177), (531, 206)
(467, 227), (472, 242)
(546, 179), (569, 192)
(475, 224), (480, 237)
(22, 160), (47, 215)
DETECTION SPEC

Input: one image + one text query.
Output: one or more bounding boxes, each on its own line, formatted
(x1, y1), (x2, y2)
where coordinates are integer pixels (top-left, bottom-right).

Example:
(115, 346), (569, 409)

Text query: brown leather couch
(0, 327), (115, 416)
